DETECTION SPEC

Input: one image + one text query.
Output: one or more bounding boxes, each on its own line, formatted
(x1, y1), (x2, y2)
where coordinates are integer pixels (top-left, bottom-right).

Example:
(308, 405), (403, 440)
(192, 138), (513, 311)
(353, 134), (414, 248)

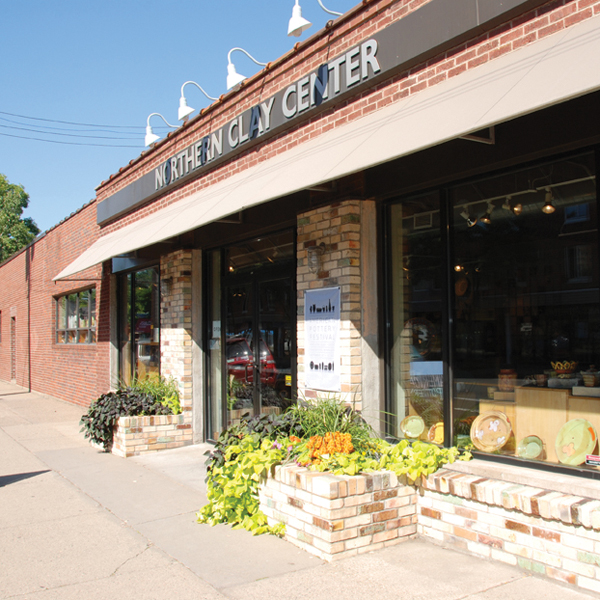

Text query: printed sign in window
(304, 287), (341, 392)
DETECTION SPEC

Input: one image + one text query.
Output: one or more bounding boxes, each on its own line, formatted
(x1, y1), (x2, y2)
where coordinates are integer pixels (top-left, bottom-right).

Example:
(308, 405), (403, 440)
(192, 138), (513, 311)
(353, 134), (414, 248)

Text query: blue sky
(1, 0), (353, 233)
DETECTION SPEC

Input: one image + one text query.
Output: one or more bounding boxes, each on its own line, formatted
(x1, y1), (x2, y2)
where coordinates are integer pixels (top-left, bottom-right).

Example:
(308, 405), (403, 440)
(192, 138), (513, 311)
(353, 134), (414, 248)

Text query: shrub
(206, 410), (304, 475)
(80, 387), (173, 451)
(286, 394), (376, 452)
(129, 375), (181, 415)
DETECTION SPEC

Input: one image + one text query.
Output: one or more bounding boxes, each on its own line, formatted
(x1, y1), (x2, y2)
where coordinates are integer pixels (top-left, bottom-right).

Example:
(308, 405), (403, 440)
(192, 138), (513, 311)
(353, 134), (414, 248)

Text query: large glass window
(119, 267), (160, 384)
(451, 152), (599, 470)
(56, 289), (96, 344)
(387, 151), (600, 474)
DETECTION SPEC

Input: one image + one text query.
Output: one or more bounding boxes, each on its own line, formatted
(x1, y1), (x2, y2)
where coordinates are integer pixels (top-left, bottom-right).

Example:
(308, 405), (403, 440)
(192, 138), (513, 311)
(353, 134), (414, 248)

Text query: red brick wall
(0, 201), (110, 407)
(96, 0), (600, 236)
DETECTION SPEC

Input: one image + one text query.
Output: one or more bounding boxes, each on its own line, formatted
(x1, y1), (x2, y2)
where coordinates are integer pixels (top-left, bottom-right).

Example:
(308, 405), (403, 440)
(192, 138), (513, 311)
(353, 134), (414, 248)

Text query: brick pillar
(297, 200), (382, 431)
(160, 250), (193, 424)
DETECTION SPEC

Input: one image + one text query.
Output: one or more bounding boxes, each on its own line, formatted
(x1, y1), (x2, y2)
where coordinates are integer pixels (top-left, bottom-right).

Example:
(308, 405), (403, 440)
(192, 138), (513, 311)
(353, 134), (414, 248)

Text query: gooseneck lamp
(317, 0), (343, 16)
(226, 48), (268, 90)
(288, 0), (343, 37)
(288, 0), (313, 37)
(178, 81), (218, 122)
(145, 113), (177, 147)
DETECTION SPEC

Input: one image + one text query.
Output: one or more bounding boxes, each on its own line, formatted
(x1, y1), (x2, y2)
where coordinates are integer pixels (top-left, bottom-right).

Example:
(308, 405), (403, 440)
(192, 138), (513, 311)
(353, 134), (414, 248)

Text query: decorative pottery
(400, 415), (425, 439)
(555, 419), (597, 466)
(517, 435), (544, 460)
(551, 361), (577, 376)
(498, 369), (517, 392)
(427, 422), (444, 444)
(470, 411), (512, 452)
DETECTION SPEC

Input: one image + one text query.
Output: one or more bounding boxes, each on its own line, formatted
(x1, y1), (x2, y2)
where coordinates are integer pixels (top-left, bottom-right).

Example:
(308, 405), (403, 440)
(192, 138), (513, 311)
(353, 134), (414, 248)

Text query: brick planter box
(259, 465), (417, 561)
(419, 468), (600, 594)
(112, 414), (192, 457)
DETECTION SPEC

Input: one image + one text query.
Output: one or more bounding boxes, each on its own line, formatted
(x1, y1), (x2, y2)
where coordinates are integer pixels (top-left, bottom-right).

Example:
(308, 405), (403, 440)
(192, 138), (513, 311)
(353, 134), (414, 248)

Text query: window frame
(55, 288), (96, 344)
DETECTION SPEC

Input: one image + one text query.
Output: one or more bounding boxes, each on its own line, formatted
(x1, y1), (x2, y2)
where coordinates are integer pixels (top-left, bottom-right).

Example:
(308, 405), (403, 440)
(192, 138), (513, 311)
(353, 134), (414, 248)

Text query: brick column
(297, 200), (382, 430)
(160, 250), (193, 424)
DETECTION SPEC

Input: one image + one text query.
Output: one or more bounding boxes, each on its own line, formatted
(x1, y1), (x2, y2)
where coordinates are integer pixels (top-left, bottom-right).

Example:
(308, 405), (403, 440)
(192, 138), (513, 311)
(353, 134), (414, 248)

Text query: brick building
(6, 0), (600, 589)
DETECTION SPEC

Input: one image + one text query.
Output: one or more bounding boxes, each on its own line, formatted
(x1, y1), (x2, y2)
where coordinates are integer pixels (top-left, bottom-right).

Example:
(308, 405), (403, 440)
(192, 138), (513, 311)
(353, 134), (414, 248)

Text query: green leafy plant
(198, 434), (287, 536)
(128, 375), (181, 415)
(80, 388), (173, 451)
(206, 410), (304, 475)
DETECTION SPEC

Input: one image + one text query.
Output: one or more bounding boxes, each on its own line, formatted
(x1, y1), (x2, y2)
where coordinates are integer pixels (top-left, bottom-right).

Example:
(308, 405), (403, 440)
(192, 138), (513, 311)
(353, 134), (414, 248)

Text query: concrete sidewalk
(0, 381), (597, 600)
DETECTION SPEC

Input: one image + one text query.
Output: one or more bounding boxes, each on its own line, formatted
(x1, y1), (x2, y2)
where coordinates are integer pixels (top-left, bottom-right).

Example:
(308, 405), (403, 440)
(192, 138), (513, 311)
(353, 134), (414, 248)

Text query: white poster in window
(304, 287), (341, 392)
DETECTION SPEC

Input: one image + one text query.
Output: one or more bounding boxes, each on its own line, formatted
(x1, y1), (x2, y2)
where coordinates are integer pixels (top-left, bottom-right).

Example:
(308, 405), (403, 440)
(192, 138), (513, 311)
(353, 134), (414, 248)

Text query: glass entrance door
(224, 274), (294, 427)
(205, 230), (296, 439)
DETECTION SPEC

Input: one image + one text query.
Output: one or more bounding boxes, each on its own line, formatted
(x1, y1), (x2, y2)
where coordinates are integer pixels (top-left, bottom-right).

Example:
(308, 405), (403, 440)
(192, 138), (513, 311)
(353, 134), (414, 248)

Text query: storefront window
(119, 267), (160, 384)
(387, 151), (600, 473)
(387, 192), (445, 441)
(451, 152), (599, 470)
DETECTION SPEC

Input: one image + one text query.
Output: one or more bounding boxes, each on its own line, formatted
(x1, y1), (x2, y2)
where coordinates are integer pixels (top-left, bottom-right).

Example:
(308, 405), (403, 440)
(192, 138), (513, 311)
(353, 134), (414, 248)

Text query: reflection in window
(56, 289), (96, 344)
(388, 192), (444, 441)
(119, 268), (160, 384)
(451, 152), (599, 470)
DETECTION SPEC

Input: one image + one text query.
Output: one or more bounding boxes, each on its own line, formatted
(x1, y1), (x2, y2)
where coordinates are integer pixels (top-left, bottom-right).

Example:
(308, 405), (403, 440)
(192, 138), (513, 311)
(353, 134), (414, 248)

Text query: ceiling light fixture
(480, 201), (495, 225)
(178, 81), (218, 121)
(542, 188), (556, 214)
(144, 113), (177, 147)
(226, 47), (268, 90)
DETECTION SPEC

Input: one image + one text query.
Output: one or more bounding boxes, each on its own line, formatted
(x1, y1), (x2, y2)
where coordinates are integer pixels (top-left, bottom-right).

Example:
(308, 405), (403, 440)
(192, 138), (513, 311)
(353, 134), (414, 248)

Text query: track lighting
(480, 201), (495, 225)
(460, 207), (477, 228)
(542, 188), (556, 214)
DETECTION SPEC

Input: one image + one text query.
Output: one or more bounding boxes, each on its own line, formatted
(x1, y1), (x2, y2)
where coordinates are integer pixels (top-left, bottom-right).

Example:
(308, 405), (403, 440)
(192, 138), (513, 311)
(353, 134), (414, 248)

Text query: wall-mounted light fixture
(480, 201), (495, 225)
(542, 188), (556, 214)
(145, 113), (178, 147)
(307, 242), (326, 272)
(226, 48), (268, 90)
(288, 0), (343, 36)
(178, 81), (218, 122)
(460, 207), (477, 228)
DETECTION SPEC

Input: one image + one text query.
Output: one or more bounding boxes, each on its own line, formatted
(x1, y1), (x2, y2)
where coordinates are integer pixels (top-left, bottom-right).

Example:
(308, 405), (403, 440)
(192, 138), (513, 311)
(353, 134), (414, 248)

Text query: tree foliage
(0, 174), (40, 262)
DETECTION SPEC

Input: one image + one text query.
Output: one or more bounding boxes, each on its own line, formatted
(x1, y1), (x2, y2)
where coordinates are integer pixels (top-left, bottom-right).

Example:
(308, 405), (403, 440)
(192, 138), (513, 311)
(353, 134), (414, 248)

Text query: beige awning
(55, 14), (600, 280)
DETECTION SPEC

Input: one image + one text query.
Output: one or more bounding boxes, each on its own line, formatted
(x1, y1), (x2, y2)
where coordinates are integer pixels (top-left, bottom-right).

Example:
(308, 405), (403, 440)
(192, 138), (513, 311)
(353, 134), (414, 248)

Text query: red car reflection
(226, 337), (277, 386)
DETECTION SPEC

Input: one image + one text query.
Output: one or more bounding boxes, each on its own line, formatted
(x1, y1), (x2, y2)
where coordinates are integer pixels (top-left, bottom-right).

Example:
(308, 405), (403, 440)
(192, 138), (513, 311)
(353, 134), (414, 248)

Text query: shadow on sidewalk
(0, 470), (51, 487)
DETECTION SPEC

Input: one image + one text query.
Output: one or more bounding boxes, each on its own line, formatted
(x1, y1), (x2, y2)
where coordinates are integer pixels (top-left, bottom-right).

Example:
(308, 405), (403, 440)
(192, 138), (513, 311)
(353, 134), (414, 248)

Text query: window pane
(450, 152), (599, 469)
(78, 291), (89, 328)
(388, 191), (444, 441)
(89, 288), (97, 328)
(67, 294), (77, 329)
(57, 297), (66, 329)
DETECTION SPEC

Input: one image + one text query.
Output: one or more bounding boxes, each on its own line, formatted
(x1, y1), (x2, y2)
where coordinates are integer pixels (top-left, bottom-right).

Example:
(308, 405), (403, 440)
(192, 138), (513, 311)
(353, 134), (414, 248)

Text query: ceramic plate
(517, 435), (544, 460)
(400, 415), (425, 439)
(427, 422), (444, 444)
(470, 411), (512, 452)
(555, 419), (597, 466)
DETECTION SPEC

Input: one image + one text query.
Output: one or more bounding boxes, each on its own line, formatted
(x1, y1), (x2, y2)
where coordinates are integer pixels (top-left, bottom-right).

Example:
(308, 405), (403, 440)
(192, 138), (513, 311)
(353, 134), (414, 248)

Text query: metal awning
(55, 14), (600, 280)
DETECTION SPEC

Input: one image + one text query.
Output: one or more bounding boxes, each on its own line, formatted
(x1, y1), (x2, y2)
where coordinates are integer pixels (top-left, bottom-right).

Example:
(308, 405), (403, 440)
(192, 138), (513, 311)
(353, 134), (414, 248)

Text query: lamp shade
(288, 2), (312, 37)
(178, 96), (195, 121)
(227, 63), (247, 90)
(145, 125), (160, 147)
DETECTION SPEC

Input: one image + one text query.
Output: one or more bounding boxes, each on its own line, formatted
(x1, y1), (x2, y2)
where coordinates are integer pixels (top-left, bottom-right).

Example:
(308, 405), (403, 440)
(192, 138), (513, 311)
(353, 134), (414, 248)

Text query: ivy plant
(80, 388), (173, 451)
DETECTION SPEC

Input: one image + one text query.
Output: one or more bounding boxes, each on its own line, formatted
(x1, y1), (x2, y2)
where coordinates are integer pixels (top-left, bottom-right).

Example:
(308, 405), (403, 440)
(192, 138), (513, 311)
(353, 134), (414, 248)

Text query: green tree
(0, 174), (40, 262)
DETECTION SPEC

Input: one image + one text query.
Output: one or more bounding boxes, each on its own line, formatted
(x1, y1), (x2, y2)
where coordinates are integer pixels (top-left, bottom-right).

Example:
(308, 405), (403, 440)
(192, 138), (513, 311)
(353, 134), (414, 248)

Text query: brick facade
(0, 201), (109, 407)
(160, 249), (193, 423)
(95, 0), (600, 238)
